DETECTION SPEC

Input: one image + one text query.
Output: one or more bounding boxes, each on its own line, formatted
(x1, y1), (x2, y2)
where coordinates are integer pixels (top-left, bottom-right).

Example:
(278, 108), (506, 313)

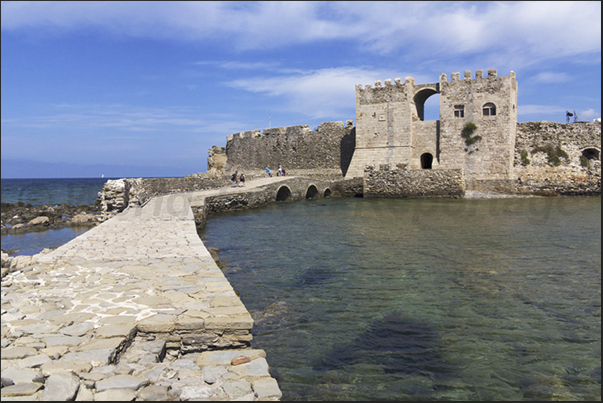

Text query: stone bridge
(188, 176), (338, 228)
(1, 176), (338, 401)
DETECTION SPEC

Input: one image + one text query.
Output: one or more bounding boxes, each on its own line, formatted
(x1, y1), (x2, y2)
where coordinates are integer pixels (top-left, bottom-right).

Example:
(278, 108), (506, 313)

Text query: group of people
(265, 164), (286, 177)
(230, 171), (246, 187)
(231, 164), (286, 187)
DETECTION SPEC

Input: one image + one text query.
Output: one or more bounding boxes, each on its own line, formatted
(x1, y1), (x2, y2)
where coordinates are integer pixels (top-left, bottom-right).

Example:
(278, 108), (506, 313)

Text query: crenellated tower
(346, 69), (518, 190)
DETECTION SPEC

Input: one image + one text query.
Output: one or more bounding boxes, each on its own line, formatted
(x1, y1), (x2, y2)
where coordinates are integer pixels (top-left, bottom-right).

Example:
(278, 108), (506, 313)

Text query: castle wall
(205, 69), (599, 198)
(363, 165), (464, 198)
(438, 69), (518, 183)
(513, 121), (601, 195)
(222, 121), (355, 179)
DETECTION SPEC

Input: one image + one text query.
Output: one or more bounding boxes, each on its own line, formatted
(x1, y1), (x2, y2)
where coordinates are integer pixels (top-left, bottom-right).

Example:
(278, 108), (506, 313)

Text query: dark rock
(1, 202), (101, 236)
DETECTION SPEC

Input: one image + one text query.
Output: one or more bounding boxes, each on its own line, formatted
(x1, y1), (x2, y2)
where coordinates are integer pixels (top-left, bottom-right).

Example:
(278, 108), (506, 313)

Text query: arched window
(483, 102), (496, 116)
(421, 153), (433, 169)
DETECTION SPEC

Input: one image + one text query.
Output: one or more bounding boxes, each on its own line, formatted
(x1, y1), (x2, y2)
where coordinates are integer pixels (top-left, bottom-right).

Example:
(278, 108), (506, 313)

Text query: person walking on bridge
(231, 171), (239, 187)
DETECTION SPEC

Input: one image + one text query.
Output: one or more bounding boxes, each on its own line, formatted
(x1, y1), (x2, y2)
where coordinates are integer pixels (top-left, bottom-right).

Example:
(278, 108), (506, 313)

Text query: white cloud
(577, 108), (601, 121)
(517, 104), (567, 117)
(532, 72), (571, 84)
(3, 104), (207, 132)
(2, 1), (599, 66)
(518, 105), (601, 121)
(227, 67), (427, 119)
(193, 60), (280, 71)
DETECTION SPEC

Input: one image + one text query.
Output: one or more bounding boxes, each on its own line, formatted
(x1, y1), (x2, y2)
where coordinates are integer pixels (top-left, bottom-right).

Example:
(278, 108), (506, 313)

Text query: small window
(483, 102), (496, 116)
(454, 105), (464, 118)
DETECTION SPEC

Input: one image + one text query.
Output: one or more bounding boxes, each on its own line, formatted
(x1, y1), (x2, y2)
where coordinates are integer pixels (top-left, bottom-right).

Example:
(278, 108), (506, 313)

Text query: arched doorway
(421, 153), (433, 169)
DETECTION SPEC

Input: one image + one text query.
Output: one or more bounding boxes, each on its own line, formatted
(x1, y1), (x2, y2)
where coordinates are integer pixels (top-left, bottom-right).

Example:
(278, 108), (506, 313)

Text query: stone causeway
(1, 177), (297, 401)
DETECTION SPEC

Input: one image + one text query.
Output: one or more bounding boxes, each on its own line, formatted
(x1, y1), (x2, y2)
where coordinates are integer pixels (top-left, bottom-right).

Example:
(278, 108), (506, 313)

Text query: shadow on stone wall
(340, 127), (356, 177)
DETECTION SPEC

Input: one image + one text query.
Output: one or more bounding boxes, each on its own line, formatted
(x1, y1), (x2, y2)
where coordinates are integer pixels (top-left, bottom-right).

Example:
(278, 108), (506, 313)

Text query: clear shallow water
(200, 197), (601, 401)
(1, 227), (90, 255)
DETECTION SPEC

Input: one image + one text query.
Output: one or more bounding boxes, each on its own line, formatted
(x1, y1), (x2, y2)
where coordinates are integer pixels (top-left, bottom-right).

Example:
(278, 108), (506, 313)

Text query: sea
(1, 178), (115, 255)
(200, 196), (601, 401)
(1, 178), (601, 400)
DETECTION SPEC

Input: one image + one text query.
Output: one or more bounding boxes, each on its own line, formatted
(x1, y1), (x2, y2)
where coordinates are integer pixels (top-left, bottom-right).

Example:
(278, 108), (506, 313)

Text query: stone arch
(324, 188), (332, 198)
(581, 148), (600, 160)
(305, 185), (319, 199)
(276, 186), (292, 202)
(421, 153), (433, 169)
(413, 87), (439, 121)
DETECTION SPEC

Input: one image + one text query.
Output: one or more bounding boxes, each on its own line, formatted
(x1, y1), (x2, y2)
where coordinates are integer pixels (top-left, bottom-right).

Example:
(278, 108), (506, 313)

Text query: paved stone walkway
(1, 177), (292, 401)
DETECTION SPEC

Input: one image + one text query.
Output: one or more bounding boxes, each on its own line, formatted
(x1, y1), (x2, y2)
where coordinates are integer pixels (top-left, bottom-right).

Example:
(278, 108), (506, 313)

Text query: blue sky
(1, 1), (601, 178)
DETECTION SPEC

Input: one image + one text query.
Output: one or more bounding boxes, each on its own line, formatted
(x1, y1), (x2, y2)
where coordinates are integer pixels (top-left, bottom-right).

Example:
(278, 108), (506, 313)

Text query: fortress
(348, 69), (518, 187)
(211, 68), (600, 197)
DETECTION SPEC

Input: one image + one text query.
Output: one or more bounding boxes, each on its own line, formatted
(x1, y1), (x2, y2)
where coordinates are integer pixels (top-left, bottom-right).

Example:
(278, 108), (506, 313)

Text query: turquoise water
(200, 197), (601, 401)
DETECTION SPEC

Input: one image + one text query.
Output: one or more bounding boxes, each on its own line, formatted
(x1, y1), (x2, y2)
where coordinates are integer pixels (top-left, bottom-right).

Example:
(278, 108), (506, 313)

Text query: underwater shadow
(314, 311), (456, 379)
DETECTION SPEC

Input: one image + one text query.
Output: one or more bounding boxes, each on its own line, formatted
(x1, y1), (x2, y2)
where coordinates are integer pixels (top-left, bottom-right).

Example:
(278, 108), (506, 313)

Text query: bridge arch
(305, 185), (319, 199)
(323, 188), (332, 198)
(276, 185), (292, 202)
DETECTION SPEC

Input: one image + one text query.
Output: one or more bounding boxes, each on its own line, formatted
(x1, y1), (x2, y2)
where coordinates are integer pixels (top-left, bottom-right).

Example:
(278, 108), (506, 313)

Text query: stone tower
(346, 69), (518, 190)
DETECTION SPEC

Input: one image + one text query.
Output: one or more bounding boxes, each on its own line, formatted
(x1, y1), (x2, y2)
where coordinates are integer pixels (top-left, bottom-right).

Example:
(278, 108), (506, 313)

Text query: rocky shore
(1, 202), (106, 269)
(1, 202), (103, 236)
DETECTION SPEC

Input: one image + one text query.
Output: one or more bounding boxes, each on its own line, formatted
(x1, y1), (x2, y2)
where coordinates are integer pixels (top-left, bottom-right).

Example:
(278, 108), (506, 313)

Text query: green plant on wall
(520, 149), (530, 166)
(532, 144), (569, 166)
(580, 155), (590, 167)
(461, 122), (481, 147)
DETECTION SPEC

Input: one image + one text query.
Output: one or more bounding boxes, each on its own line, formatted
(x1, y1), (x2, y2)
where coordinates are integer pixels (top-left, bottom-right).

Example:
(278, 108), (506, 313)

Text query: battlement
(227, 125), (313, 143)
(356, 69), (516, 97)
(440, 69), (516, 83)
(226, 122), (355, 144)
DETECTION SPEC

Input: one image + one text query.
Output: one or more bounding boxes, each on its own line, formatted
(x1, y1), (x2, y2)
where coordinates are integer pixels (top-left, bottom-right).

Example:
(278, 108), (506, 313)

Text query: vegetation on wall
(580, 155), (590, 167)
(461, 122), (481, 147)
(520, 149), (530, 166)
(532, 144), (569, 166)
